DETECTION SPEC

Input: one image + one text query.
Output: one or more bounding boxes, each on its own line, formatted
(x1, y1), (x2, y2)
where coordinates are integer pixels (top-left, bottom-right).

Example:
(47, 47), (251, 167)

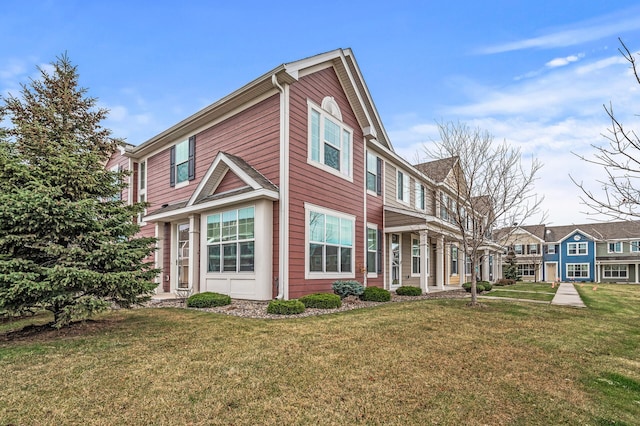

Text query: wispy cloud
(546, 53), (584, 68)
(477, 7), (640, 54)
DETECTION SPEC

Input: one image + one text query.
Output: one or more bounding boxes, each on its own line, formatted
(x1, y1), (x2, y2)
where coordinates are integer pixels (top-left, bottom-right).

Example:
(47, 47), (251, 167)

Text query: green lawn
(485, 282), (559, 302)
(1, 284), (639, 425)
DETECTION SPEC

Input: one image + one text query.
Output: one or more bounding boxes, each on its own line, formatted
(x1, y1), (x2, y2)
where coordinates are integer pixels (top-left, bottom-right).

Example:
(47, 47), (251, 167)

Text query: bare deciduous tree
(572, 38), (640, 219)
(423, 121), (544, 305)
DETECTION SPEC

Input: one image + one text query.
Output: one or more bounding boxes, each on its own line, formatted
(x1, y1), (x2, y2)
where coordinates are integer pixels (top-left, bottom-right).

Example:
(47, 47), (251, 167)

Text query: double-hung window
(367, 226), (381, 274)
(366, 152), (382, 195)
(528, 244), (538, 255)
(170, 135), (195, 187)
(307, 206), (354, 276)
(547, 245), (556, 254)
(440, 193), (450, 221)
(206, 207), (255, 273)
(412, 237), (420, 276)
(451, 246), (458, 274)
(608, 242), (622, 253)
(137, 160), (147, 223)
(415, 182), (425, 210)
(397, 170), (410, 203)
(568, 242), (588, 255)
(309, 99), (353, 179)
(514, 244), (523, 255)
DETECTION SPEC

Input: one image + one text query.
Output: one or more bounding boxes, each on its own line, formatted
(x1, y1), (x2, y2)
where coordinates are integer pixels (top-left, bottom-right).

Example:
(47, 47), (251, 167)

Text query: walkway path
(551, 283), (586, 308)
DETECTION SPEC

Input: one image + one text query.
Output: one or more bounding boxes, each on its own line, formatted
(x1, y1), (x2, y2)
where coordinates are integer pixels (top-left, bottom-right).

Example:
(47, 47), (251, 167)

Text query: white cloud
(545, 53), (584, 68)
(390, 51), (640, 225)
(477, 7), (640, 54)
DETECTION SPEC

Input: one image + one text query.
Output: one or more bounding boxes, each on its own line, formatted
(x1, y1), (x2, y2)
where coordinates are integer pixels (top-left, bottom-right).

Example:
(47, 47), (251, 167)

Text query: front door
(546, 263), (557, 282)
(390, 234), (401, 288)
(177, 223), (190, 289)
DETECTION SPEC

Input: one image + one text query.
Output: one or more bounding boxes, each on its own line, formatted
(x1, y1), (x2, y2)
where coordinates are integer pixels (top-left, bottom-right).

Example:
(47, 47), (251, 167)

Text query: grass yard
(485, 282), (559, 302)
(1, 285), (639, 425)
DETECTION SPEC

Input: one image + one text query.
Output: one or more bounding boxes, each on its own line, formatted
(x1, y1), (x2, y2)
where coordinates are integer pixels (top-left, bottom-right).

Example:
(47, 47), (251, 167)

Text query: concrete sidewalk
(551, 283), (586, 308)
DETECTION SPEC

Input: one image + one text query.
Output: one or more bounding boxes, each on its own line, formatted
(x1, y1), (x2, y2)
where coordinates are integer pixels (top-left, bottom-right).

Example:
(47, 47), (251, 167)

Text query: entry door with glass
(177, 223), (190, 289)
(390, 234), (401, 288)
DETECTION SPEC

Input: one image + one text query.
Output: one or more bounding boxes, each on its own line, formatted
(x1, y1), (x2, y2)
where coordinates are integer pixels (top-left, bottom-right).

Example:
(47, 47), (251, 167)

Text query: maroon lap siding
(287, 67), (366, 298)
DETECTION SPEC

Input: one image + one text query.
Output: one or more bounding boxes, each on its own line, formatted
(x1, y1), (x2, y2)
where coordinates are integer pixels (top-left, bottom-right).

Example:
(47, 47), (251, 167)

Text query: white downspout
(272, 74), (289, 300)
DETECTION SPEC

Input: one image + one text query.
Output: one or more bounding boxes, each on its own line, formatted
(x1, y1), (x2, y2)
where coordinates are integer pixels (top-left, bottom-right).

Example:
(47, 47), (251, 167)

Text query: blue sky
(2, 0), (640, 226)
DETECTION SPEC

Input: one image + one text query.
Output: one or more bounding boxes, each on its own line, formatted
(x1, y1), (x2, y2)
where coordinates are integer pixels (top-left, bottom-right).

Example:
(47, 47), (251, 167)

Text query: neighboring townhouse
(106, 49), (501, 300)
(496, 225), (545, 282)
(497, 221), (640, 283)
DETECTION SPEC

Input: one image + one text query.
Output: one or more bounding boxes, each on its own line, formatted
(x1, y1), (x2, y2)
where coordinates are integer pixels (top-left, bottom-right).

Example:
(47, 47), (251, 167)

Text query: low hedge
(360, 286), (391, 302)
(186, 292), (231, 308)
(299, 293), (342, 309)
(267, 299), (305, 315)
(395, 286), (422, 296)
(495, 278), (516, 286)
(462, 282), (489, 293)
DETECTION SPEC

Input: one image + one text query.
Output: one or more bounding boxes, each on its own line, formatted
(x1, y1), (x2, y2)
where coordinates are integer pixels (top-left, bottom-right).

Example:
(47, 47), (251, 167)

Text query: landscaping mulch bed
(145, 288), (468, 319)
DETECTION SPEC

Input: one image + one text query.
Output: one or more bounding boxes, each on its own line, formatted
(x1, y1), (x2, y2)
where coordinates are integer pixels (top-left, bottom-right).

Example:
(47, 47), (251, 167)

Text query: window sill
(306, 272), (355, 280)
(307, 158), (353, 183)
(174, 180), (190, 189)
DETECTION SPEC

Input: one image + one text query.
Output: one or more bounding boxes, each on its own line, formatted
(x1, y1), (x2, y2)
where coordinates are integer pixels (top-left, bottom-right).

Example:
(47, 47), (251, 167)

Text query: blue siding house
(557, 230), (596, 282)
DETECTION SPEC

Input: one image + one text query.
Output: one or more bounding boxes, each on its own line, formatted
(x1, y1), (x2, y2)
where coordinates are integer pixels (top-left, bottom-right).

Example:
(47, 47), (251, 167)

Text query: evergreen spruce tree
(503, 248), (519, 281)
(0, 54), (158, 327)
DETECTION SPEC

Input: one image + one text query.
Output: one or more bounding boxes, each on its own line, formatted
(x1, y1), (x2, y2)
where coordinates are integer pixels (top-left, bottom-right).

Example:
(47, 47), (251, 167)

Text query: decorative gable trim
(187, 151), (278, 207)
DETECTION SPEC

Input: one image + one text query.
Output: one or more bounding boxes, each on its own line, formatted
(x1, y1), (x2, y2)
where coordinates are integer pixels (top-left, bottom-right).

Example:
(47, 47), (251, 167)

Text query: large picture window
(206, 207), (255, 273)
(567, 263), (589, 278)
(603, 265), (627, 278)
(309, 100), (352, 179)
(308, 207), (354, 275)
(517, 264), (535, 276)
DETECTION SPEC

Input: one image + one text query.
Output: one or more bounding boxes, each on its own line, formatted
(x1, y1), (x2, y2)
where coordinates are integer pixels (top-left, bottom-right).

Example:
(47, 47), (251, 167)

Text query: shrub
(395, 286), (422, 296)
(462, 282), (486, 293)
(332, 280), (365, 299)
(267, 300), (305, 315)
(299, 293), (342, 309)
(360, 286), (391, 302)
(481, 281), (493, 291)
(186, 292), (231, 308)
(495, 278), (515, 286)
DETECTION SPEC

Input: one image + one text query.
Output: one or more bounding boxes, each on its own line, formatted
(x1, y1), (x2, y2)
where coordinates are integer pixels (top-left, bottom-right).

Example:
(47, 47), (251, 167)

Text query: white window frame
(174, 139), (190, 187)
(547, 245), (556, 254)
(567, 263), (590, 278)
(514, 244), (523, 255)
(307, 99), (353, 182)
(517, 264), (536, 276)
(137, 160), (147, 224)
(440, 192), (450, 221)
(608, 242), (623, 253)
(631, 241), (640, 252)
(366, 151), (379, 195)
(305, 203), (355, 280)
(205, 206), (256, 273)
(451, 246), (458, 275)
(568, 242), (588, 256)
(397, 170), (410, 204)
(603, 264), (628, 278)
(411, 235), (420, 277)
(366, 224), (378, 277)
(528, 244), (538, 255)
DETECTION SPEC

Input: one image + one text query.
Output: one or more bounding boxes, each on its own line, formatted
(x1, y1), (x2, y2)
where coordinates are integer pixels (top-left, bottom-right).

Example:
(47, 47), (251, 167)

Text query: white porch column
(482, 249), (490, 281)
(436, 236), (445, 289)
(189, 214), (200, 293)
(420, 230), (428, 293)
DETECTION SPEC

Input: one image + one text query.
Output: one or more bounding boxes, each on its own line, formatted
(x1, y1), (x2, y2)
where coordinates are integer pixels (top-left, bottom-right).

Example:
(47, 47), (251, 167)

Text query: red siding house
(106, 49), (502, 300)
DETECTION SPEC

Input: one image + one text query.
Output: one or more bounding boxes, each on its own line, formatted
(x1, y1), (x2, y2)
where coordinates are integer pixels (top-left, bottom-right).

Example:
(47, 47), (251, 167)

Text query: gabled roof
(127, 48), (393, 158)
(494, 224), (546, 243)
(144, 152), (278, 222)
(414, 156), (458, 183)
(545, 221), (640, 243)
